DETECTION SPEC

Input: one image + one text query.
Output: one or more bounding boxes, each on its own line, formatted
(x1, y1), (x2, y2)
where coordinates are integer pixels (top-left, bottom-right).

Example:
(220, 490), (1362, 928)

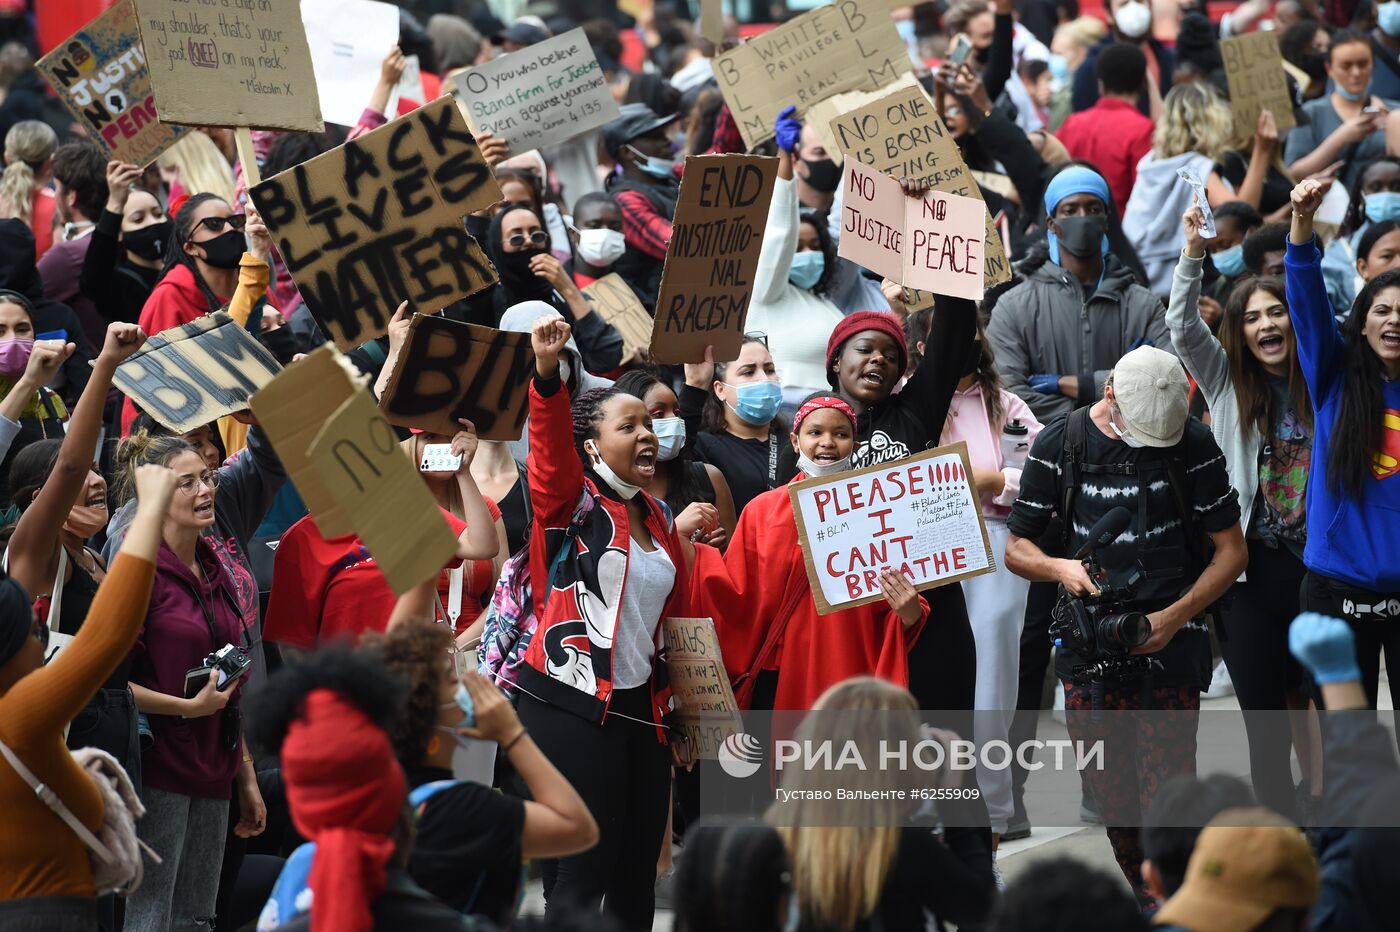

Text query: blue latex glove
(1127, 337), (1155, 351)
(775, 105), (802, 154)
(1028, 373), (1061, 395)
(1288, 613), (1362, 684)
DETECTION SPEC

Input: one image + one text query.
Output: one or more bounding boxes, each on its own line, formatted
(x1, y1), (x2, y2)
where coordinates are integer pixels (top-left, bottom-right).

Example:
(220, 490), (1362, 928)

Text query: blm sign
(249, 97), (502, 350)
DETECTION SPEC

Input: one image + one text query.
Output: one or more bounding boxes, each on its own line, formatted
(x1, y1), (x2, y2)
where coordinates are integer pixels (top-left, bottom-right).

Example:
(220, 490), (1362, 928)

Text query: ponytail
(0, 121), (58, 226)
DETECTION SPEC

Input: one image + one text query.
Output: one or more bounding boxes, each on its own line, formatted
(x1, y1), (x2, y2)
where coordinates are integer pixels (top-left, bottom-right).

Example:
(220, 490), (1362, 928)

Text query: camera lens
(1097, 612), (1150, 650)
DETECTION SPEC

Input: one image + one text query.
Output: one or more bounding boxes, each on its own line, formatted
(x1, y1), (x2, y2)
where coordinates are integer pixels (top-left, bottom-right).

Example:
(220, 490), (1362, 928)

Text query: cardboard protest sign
(840, 162), (987, 300)
(300, 0), (398, 127)
(378, 316), (535, 441)
(249, 97), (502, 350)
(830, 83), (1010, 288)
(308, 385), (460, 595)
(450, 28), (619, 152)
(713, 1), (911, 149)
(1221, 32), (1296, 146)
(664, 617), (743, 760)
(698, 0), (724, 44)
(113, 312), (281, 432)
(37, 0), (188, 167)
(134, 0), (321, 131)
(651, 154), (778, 364)
(803, 73), (920, 167)
(581, 273), (653, 358)
(788, 442), (995, 614)
(250, 345), (363, 537)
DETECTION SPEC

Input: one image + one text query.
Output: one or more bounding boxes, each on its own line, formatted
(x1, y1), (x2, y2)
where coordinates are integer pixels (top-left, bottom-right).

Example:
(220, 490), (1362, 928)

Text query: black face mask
(1053, 215), (1108, 258)
(1301, 51), (1327, 81)
(801, 157), (842, 193)
(192, 229), (245, 269)
(122, 220), (171, 261)
(499, 246), (545, 278)
(973, 44), (990, 64)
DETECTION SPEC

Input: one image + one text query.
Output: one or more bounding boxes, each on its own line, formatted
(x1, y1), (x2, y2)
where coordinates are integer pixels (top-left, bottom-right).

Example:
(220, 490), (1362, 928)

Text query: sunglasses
(31, 619), (49, 651)
(505, 230), (548, 250)
(744, 330), (769, 347)
(186, 214), (247, 242)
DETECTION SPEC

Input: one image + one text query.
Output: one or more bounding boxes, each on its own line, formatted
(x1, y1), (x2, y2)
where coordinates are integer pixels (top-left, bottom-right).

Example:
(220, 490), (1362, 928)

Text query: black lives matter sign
(650, 154), (777, 365)
(249, 97), (502, 350)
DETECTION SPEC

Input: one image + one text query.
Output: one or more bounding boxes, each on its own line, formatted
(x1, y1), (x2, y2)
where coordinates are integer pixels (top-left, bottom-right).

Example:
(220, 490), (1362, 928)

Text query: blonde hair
(0, 120), (57, 226)
(770, 678), (925, 932)
(113, 430), (196, 503)
(158, 131), (236, 204)
(1155, 82), (1234, 162)
(1054, 15), (1108, 53)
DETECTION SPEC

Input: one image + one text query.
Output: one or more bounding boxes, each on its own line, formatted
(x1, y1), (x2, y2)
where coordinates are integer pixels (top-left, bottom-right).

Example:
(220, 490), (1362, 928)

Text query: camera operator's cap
(1112, 345), (1189, 447)
(1152, 808), (1318, 932)
(602, 104), (678, 158)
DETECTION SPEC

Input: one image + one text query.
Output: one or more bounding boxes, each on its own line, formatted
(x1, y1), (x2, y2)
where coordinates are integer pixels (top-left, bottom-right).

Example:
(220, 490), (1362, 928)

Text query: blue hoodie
(1283, 238), (1400, 591)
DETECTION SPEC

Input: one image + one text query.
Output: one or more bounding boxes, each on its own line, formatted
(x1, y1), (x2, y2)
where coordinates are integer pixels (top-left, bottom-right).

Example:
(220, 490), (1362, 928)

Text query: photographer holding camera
(1004, 345), (1247, 902)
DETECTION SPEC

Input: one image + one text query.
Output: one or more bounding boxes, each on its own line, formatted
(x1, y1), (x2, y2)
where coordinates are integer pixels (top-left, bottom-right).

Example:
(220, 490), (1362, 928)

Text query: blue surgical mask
(1048, 53), (1069, 82)
(1336, 84), (1367, 102)
(1365, 191), (1400, 223)
(1381, 1), (1400, 37)
(725, 379), (782, 426)
(440, 683), (475, 728)
(626, 144), (677, 180)
(895, 18), (916, 47)
(652, 416), (686, 461)
(1211, 243), (1246, 278)
(784, 890), (801, 932)
(788, 250), (825, 290)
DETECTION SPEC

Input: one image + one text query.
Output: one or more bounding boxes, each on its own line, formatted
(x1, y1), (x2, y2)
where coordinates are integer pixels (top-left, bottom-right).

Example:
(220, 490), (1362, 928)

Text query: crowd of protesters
(0, 0), (1398, 930)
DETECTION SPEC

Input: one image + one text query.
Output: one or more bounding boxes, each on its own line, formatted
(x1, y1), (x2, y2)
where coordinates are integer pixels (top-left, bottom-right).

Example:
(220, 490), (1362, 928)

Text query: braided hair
(162, 192), (230, 313)
(570, 385), (625, 464)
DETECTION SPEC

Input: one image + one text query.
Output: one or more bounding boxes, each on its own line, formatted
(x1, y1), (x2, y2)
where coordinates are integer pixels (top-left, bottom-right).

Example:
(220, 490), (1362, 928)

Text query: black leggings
(1301, 572), (1400, 715)
(906, 582), (993, 855)
(518, 685), (671, 932)
(1218, 540), (1307, 818)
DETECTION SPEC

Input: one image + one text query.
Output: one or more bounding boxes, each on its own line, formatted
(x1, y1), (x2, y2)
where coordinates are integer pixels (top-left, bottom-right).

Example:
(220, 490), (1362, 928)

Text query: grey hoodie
(103, 425), (286, 687)
(987, 252), (1174, 423)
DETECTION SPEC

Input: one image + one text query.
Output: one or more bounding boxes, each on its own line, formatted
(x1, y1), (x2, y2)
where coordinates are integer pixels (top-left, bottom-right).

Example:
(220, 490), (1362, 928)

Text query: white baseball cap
(1111, 345), (1189, 447)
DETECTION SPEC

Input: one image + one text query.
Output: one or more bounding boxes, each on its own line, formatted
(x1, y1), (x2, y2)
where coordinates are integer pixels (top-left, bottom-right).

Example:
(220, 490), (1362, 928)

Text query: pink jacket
(941, 384), (1043, 520)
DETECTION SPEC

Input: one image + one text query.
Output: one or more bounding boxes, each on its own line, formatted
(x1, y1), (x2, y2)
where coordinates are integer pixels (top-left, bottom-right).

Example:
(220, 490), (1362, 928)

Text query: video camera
(1050, 507), (1153, 688)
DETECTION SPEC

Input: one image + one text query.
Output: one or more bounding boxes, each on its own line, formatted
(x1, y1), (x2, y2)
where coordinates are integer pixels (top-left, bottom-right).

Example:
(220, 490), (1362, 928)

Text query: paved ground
(520, 667), (1393, 930)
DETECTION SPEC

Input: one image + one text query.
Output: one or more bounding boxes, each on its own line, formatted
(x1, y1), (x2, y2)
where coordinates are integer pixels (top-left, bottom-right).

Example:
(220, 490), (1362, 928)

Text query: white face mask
(576, 228), (626, 267)
(652, 416), (685, 462)
(796, 451), (852, 477)
(1109, 404), (1147, 448)
(1114, 1), (1152, 39)
(585, 440), (642, 499)
(557, 356), (572, 385)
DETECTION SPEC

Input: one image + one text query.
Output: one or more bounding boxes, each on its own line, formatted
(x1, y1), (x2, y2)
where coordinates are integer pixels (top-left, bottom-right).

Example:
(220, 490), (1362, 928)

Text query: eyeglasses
(176, 471), (220, 496)
(187, 214), (246, 241)
(944, 106), (965, 118)
(31, 619), (49, 651)
(505, 231), (548, 250)
(744, 331), (769, 347)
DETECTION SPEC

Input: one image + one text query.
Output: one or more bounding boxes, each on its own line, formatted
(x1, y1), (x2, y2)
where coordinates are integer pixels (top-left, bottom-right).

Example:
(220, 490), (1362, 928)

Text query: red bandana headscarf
(282, 689), (407, 932)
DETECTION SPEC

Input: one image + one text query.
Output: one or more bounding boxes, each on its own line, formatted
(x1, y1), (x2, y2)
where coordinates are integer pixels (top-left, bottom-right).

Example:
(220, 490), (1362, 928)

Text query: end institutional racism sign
(249, 97), (502, 350)
(37, 0), (187, 166)
(650, 154), (777, 364)
(788, 442), (995, 614)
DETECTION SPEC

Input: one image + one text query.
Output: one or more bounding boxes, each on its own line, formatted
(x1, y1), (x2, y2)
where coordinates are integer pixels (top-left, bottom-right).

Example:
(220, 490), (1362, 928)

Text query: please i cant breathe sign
(788, 443), (995, 614)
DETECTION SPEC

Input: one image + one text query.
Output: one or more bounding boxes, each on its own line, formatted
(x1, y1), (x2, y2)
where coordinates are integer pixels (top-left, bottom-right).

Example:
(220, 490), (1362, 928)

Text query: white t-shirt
(609, 534), (676, 689)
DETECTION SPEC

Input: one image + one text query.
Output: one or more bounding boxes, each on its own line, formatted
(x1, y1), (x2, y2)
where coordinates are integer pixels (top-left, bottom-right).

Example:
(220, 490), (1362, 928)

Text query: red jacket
(518, 376), (689, 739)
(1055, 98), (1155, 215)
(690, 480), (928, 712)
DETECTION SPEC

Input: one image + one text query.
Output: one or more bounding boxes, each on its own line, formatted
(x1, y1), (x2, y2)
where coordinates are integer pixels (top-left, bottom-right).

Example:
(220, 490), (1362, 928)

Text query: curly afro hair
(243, 645), (406, 758)
(360, 620), (455, 766)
